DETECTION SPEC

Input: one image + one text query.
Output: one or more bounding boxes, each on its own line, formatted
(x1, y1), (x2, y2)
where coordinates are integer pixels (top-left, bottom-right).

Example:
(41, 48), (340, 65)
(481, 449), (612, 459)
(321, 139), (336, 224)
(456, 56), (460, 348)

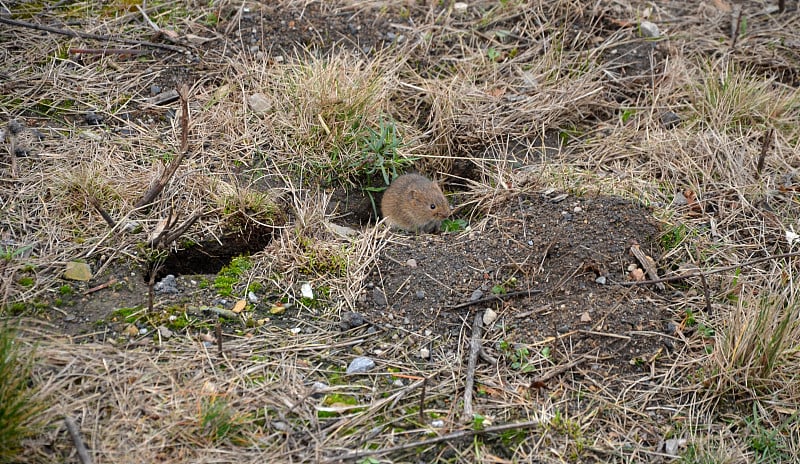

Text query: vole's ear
(408, 188), (420, 200)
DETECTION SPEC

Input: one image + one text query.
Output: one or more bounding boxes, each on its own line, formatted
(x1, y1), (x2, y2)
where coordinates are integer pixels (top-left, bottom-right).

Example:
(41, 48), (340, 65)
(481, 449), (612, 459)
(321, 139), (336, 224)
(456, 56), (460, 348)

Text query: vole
(381, 173), (450, 233)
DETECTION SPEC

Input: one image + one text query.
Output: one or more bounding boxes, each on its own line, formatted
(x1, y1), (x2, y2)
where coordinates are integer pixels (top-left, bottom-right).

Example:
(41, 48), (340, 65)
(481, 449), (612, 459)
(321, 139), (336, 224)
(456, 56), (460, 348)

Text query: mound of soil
(359, 192), (668, 376)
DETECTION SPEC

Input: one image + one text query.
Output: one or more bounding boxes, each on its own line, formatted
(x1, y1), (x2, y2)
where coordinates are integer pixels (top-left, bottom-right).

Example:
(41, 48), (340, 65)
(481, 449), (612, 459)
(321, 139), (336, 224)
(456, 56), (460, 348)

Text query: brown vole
(381, 173), (450, 233)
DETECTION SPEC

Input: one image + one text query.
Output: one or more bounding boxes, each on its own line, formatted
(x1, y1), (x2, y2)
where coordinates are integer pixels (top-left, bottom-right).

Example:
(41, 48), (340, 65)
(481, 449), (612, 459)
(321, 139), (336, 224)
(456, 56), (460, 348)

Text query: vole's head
(410, 182), (450, 221)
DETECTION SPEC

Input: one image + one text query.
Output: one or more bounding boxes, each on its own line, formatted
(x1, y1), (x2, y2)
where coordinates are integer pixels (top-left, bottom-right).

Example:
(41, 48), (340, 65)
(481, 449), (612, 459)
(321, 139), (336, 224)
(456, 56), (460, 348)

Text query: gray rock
(247, 291), (259, 303)
(154, 274), (180, 294)
(372, 287), (387, 307)
(340, 311), (365, 330)
(660, 111), (681, 129)
(157, 325), (173, 339)
(85, 111), (104, 126)
(639, 21), (661, 39)
(415, 290), (425, 300)
(346, 356), (376, 374)
(470, 289), (484, 301)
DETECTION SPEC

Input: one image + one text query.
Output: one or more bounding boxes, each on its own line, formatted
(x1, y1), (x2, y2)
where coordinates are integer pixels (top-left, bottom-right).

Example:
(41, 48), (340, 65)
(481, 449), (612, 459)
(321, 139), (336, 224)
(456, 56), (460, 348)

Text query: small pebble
(406, 258), (417, 268)
(247, 291), (258, 303)
(419, 347), (430, 359)
(346, 356), (376, 374)
(639, 21), (661, 39)
(155, 274), (180, 294)
(660, 111), (681, 129)
(392, 379), (404, 387)
(483, 308), (498, 325)
(415, 290), (425, 300)
(595, 276), (607, 285)
(85, 111), (104, 126)
(470, 289), (484, 301)
(340, 311), (365, 330)
(157, 325), (173, 339)
(372, 287), (387, 307)
(431, 419), (445, 428)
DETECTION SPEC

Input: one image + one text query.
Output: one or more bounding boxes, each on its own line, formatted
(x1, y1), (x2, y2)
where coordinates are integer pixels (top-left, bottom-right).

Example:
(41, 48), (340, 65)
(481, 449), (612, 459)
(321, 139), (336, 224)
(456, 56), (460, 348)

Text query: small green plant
(486, 47), (501, 62)
(661, 223), (687, 250)
(744, 403), (790, 462)
(491, 276), (517, 295)
(0, 324), (42, 462)
(354, 118), (415, 186)
(59, 284), (74, 296)
(471, 413), (486, 430)
(442, 218), (468, 232)
(200, 397), (242, 444)
(498, 340), (535, 372)
(17, 276), (34, 288)
(0, 244), (32, 262)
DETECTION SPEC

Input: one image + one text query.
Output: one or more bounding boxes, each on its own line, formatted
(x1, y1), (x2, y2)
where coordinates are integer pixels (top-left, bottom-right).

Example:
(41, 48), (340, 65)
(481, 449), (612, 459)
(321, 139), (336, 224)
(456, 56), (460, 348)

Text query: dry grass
(3, 0), (800, 462)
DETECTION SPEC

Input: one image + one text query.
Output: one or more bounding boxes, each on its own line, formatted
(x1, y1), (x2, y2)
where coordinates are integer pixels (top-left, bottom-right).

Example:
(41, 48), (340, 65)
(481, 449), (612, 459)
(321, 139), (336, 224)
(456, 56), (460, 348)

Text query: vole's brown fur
(381, 173), (450, 233)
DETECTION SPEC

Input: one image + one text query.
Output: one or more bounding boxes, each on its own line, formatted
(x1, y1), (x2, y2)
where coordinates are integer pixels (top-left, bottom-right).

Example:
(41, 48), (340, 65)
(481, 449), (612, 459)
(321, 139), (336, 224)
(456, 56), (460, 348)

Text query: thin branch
(64, 417), (93, 464)
(462, 312), (483, 421)
(618, 251), (800, 287)
(0, 16), (185, 53)
(322, 420), (541, 463)
(135, 85), (191, 209)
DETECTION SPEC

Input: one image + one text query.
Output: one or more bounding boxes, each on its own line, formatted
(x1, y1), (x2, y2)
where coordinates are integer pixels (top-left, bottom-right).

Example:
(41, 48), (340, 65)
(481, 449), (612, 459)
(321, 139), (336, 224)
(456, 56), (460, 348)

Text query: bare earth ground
(2, 1), (800, 463)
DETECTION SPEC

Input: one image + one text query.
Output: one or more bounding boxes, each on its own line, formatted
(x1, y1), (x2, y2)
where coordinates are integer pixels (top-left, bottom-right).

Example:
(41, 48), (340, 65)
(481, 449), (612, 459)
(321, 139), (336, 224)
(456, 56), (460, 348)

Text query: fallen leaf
(232, 299), (247, 314)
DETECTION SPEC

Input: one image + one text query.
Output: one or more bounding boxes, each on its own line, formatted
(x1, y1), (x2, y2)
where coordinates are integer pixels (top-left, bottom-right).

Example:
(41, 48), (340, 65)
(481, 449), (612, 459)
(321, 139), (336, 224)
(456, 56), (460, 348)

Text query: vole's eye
(430, 203), (436, 210)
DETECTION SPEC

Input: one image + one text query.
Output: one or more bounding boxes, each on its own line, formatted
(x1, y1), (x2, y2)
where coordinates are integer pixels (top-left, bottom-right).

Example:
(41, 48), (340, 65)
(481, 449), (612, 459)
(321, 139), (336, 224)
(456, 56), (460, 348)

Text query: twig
(215, 323), (223, 357)
(83, 278), (118, 296)
(147, 260), (163, 314)
(418, 377), (428, 424)
(135, 85), (191, 209)
(630, 244), (664, 291)
(528, 356), (588, 388)
(64, 417), (93, 464)
(756, 128), (773, 176)
(87, 196), (116, 228)
(448, 289), (542, 310)
(69, 48), (150, 55)
(462, 312), (484, 421)
(699, 272), (713, 314)
(322, 420), (541, 463)
(0, 16), (185, 53)
(617, 251), (800, 286)
(730, 5), (743, 49)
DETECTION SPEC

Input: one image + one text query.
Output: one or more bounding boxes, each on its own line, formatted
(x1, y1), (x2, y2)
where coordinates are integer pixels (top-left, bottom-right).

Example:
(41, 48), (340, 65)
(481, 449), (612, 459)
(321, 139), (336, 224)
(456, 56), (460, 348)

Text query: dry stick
(161, 211), (202, 244)
(147, 260), (163, 314)
(630, 245), (664, 291)
(323, 419), (541, 463)
(0, 17), (184, 53)
(779, 0), (785, 13)
(87, 196), (116, 228)
(756, 128), (774, 176)
(215, 323), (224, 357)
(64, 417), (93, 464)
(448, 289), (543, 310)
(529, 355), (588, 388)
(730, 5), (744, 49)
(618, 251), (800, 287)
(698, 272), (713, 314)
(83, 278), (118, 296)
(418, 376), (428, 424)
(135, 85), (191, 209)
(462, 312), (483, 421)
(69, 48), (151, 55)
